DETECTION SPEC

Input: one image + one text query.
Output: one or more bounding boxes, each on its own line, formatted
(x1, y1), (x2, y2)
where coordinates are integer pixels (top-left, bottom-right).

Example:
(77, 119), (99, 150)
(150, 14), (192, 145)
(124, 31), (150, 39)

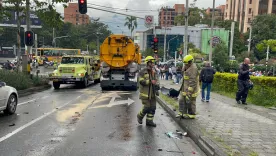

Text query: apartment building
(64, 3), (90, 25)
(225, 0), (276, 33)
(206, 5), (226, 20)
(158, 4), (185, 27)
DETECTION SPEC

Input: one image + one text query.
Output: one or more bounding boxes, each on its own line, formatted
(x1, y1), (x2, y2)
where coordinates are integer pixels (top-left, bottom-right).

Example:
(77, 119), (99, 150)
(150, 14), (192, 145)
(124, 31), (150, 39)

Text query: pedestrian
(171, 65), (177, 82)
(236, 58), (252, 105)
(165, 64), (169, 80)
(199, 61), (216, 102)
(176, 66), (182, 84)
(137, 56), (160, 127)
(161, 65), (165, 79)
(177, 55), (199, 119)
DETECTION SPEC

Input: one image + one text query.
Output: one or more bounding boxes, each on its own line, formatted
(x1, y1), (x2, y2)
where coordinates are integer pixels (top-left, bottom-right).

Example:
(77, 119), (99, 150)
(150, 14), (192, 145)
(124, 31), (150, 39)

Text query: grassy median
(0, 70), (49, 90)
(159, 93), (179, 110)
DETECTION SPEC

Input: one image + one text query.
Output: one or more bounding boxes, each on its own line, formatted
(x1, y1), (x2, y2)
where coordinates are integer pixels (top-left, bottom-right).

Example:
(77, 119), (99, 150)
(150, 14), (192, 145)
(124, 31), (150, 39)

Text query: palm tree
(124, 16), (137, 39)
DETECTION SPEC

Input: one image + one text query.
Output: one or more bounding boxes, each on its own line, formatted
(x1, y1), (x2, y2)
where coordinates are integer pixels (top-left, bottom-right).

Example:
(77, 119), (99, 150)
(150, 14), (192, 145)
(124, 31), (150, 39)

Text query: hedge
(0, 70), (49, 90)
(212, 73), (276, 107)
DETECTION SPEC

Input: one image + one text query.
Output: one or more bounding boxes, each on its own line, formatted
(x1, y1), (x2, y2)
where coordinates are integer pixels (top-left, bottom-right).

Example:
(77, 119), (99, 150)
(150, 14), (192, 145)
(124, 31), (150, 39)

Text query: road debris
(23, 112), (29, 114)
(9, 123), (15, 127)
(166, 150), (184, 153)
(158, 148), (163, 151)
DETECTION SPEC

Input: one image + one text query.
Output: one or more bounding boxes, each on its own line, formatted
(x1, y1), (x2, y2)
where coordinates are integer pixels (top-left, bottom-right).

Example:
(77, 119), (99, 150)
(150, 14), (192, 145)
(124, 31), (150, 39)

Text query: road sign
(144, 15), (154, 28)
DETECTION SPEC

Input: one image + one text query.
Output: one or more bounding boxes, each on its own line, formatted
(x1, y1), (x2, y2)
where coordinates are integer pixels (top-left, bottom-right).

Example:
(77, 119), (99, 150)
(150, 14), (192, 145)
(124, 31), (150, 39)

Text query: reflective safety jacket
(138, 68), (160, 100)
(180, 63), (200, 97)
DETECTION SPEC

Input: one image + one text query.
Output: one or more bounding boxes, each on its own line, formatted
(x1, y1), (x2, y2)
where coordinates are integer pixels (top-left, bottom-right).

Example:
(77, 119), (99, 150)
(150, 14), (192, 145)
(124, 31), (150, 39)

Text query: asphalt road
(0, 83), (205, 156)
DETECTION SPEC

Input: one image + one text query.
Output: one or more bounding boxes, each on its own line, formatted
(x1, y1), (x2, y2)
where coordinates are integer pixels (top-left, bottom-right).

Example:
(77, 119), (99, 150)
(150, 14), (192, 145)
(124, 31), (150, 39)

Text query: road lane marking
(18, 99), (36, 106)
(0, 95), (82, 143)
(41, 95), (50, 99)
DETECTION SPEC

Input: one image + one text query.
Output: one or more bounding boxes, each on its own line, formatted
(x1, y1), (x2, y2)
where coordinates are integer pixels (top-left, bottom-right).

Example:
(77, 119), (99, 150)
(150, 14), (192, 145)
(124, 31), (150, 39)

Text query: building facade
(206, 5), (226, 20)
(158, 4), (185, 27)
(135, 26), (228, 57)
(64, 3), (90, 25)
(225, 0), (276, 33)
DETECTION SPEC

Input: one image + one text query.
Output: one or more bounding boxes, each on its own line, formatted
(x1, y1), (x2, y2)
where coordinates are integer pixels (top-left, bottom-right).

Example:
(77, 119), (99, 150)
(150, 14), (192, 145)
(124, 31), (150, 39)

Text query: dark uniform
(236, 63), (250, 104)
(137, 67), (160, 126)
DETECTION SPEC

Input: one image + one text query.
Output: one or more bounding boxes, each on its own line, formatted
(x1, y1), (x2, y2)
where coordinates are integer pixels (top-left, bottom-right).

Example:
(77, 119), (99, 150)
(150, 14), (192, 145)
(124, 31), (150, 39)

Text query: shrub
(212, 73), (276, 107)
(0, 70), (49, 90)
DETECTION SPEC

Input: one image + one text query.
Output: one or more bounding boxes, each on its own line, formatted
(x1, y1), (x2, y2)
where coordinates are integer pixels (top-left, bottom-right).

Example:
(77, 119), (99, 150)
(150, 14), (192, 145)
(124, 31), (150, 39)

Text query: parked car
(0, 82), (18, 115)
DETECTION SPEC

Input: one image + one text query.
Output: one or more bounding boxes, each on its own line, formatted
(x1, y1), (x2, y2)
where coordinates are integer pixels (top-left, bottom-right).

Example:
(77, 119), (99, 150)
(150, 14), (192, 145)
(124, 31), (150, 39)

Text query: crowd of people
(154, 64), (183, 84)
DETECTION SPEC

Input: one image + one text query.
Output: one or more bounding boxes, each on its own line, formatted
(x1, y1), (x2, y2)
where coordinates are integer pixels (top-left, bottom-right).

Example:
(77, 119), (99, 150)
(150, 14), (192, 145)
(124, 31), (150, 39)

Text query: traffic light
(25, 31), (34, 46)
(78, 0), (87, 14)
(153, 37), (158, 53)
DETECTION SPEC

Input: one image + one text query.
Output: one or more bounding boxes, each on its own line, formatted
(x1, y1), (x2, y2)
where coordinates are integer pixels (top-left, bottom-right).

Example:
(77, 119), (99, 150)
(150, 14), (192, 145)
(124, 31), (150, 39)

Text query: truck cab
(49, 55), (101, 89)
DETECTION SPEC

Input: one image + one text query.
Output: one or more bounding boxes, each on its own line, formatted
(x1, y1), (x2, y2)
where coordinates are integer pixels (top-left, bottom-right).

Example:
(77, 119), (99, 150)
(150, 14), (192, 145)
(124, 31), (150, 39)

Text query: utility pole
(247, 26), (252, 57)
(184, 0), (189, 56)
(209, 0), (215, 66)
(163, 7), (167, 62)
(266, 45), (269, 73)
(229, 22), (235, 59)
(26, 0), (31, 54)
(35, 34), (37, 57)
(53, 28), (55, 47)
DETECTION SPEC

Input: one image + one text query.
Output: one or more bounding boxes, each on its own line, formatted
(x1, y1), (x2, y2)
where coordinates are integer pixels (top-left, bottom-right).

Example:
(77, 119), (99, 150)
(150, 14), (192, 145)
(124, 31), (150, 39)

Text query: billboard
(201, 29), (229, 54)
(1, 11), (42, 26)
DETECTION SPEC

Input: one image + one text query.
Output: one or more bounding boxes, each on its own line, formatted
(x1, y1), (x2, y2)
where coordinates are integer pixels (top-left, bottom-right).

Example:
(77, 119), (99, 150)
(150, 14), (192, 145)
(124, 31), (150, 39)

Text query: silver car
(0, 82), (18, 115)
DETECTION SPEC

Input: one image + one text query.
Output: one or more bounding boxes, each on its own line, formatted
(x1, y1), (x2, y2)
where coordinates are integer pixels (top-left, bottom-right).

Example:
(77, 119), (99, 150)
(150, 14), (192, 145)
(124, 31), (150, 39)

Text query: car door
(0, 84), (8, 108)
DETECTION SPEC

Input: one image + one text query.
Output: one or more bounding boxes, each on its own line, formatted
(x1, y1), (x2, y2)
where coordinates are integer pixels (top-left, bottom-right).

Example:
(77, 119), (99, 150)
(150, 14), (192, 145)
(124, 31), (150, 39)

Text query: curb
(156, 96), (227, 156)
(18, 84), (52, 97)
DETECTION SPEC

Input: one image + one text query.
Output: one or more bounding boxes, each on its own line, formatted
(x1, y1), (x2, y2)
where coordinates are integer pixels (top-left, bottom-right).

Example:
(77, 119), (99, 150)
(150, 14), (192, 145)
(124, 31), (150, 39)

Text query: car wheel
(4, 94), (17, 115)
(53, 82), (60, 89)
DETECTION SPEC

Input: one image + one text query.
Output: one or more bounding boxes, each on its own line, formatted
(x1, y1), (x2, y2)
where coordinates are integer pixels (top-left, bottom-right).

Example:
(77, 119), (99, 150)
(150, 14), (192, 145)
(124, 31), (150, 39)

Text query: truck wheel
(53, 82), (60, 89)
(82, 76), (88, 88)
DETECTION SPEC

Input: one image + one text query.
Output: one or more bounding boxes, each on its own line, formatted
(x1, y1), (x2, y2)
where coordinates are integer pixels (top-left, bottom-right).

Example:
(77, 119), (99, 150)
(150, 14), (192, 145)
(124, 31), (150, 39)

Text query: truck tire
(53, 82), (60, 89)
(81, 76), (88, 88)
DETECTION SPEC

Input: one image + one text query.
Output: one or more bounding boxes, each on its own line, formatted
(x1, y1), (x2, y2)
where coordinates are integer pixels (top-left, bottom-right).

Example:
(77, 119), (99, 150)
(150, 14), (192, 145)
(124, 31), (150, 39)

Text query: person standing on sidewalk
(236, 58), (252, 105)
(200, 61), (216, 102)
(177, 55), (199, 119)
(137, 56), (160, 127)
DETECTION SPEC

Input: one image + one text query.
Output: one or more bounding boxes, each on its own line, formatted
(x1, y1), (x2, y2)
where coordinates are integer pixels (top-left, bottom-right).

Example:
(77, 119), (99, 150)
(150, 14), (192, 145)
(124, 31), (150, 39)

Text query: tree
(174, 7), (204, 26)
(255, 39), (276, 59)
(251, 14), (276, 41)
(124, 16), (137, 39)
(212, 43), (229, 72)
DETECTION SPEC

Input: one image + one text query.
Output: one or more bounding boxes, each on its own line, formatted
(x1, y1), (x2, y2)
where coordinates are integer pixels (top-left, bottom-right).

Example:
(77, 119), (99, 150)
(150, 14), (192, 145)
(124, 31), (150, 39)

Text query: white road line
(0, 95), (82, 143)
(41, 95), (50, 99)
(18, 99), (36, 106)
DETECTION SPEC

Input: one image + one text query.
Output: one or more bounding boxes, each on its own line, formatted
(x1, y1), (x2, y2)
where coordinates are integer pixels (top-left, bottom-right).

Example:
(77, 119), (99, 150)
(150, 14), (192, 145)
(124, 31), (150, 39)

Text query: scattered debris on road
(9, 123), (15, 127)
(166, 150), (184, 153)
(23, 112), (29, 114)
(158, 148), (163, 151)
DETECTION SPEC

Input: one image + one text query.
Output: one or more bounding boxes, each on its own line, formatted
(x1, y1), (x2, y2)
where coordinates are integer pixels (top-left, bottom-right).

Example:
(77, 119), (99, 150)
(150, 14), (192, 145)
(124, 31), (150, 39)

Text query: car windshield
(61, 57), (84, 64)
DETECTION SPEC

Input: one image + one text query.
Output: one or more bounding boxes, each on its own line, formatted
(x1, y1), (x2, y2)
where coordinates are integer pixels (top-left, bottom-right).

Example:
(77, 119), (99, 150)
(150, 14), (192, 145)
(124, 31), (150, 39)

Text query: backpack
(203, 68), (214, 83)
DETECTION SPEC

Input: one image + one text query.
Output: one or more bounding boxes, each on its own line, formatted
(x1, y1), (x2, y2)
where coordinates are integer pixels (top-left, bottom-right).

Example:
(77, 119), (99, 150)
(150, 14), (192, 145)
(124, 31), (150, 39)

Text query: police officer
(177, 55), (199, 119)
(137, 56), (160, 127)
(236, 58), (252, 105)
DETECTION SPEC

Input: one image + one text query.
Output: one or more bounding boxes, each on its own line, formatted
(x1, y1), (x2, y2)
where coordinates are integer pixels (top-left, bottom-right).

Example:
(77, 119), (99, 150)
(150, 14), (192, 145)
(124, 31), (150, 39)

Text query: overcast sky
(56, 0), (226, 34)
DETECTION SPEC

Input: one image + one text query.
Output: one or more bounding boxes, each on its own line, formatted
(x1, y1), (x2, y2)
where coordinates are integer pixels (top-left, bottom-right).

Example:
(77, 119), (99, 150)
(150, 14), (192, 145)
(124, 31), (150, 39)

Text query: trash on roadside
(192, 151), (196, 154)
(165, 131), (183, 139)
(166, 150), (184, 153)
(23, 112), (29, 114)
(176, 130), (188, 136)
(9, 123), (15, 127)
(158, 148), (163, 151)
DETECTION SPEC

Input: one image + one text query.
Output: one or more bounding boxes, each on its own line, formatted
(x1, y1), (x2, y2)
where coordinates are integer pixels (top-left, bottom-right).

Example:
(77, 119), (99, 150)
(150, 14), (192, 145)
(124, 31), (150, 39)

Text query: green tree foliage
(174, 7), (204, 26)
(212, 43), (229, 72)
(142, 48), (164, 59)
(215, 20), (246, 56)
(251, 14), (276, 41)
(124, 16), (137, 38)
(256, 39), (276, 58)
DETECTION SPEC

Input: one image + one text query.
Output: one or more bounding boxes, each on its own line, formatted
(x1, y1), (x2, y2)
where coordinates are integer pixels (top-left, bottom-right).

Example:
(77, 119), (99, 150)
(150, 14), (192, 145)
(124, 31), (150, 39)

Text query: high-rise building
(64, 3), (90, 25)
(158, 4), (185, 27)
(225, 0), (276, 33)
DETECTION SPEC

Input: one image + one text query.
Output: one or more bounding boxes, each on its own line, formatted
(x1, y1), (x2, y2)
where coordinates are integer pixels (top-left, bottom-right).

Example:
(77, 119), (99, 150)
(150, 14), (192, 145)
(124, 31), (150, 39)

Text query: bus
(32, 48), (81, 65)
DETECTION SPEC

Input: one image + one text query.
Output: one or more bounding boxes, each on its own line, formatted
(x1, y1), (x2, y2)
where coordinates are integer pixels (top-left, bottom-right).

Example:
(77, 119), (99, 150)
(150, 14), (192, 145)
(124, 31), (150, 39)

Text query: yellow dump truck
(100, 35), (142, 90)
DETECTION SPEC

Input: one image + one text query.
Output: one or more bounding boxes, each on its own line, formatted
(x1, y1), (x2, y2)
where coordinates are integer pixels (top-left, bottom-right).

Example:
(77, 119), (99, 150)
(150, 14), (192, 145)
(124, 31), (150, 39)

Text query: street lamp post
(52, 36), (69, 47)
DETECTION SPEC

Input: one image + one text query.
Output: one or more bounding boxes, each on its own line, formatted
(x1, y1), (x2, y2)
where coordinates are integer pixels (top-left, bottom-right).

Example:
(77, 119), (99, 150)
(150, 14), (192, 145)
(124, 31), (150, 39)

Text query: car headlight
(78, 73), (85, 77)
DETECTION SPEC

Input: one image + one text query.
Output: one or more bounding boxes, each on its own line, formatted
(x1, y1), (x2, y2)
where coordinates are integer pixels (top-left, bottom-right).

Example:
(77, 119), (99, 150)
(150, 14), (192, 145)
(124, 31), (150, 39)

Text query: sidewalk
(159, 79), (276, 156)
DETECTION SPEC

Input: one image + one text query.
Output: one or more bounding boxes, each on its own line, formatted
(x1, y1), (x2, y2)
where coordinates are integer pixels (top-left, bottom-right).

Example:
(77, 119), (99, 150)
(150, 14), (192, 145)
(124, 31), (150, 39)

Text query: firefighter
(137, 56), (160, 127)
(177, 55), (199, 119)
